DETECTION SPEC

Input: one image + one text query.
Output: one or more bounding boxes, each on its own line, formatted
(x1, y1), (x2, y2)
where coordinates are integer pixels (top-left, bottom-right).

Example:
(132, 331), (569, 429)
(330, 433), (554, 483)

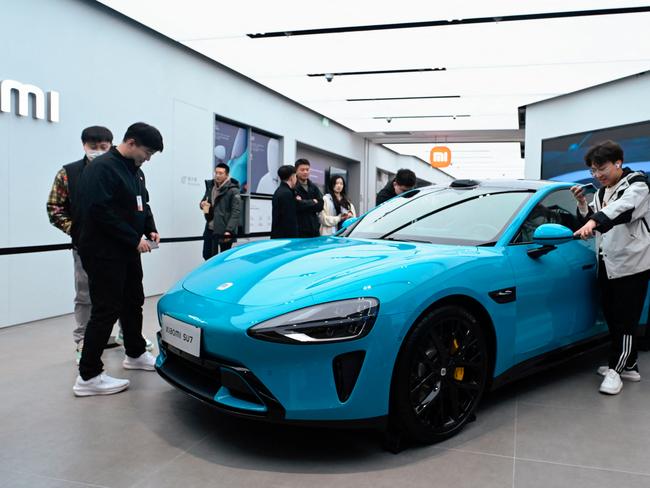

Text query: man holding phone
(72, 123), (164, 396)
(571, 140), (650, 396)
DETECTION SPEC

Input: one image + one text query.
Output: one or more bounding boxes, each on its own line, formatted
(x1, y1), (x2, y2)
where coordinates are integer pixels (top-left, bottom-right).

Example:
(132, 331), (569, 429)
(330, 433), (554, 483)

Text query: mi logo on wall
(430, 146), (452, 168)
(0, 79), (60, 123)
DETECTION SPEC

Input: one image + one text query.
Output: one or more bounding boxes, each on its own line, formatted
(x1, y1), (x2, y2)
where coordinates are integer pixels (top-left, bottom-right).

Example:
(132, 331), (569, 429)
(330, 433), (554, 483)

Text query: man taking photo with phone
(571, 140), (650, 396)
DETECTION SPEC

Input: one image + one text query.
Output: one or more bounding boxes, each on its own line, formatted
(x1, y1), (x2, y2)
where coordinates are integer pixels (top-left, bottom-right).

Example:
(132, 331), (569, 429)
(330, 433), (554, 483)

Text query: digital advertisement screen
(250, 131), (281, 195)
(214, 117), (249, 193)
(541, 120), (650, 184)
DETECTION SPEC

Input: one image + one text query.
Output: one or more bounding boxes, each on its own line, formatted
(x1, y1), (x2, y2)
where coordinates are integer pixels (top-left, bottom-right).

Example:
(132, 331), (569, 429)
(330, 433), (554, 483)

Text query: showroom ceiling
(97, 0), (650, 178)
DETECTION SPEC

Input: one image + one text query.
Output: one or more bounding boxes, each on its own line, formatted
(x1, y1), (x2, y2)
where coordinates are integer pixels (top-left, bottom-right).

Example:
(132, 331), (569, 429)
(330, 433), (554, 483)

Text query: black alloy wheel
(391, 305), (489, 444)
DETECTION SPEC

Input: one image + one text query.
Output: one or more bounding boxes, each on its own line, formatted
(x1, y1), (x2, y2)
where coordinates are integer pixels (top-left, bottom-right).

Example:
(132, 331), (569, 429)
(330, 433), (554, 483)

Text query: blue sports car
(156, 179), (622, 445)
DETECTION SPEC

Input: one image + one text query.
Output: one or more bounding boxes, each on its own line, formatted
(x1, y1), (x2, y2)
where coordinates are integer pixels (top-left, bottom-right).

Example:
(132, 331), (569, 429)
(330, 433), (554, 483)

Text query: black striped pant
(598, 258), (650, 372)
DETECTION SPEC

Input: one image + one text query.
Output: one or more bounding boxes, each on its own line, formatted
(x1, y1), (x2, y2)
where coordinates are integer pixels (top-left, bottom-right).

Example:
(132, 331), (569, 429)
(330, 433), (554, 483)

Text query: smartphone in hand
(145, 239), (159, 250)
(580, 183), (597, 195)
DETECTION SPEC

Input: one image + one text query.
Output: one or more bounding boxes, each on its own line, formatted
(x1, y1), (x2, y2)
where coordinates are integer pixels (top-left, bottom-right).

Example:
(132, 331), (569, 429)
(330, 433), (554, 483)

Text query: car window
(347, 189), (531, 245)
(512, 189), (581, 244)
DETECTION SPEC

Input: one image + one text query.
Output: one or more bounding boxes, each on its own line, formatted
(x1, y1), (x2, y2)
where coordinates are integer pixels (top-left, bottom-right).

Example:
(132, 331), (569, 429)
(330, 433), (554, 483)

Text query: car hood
(182, 237), (484, 307)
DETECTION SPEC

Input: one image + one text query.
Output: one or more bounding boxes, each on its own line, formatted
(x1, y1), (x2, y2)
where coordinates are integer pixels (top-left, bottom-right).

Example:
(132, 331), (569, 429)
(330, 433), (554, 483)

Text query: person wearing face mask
(571, 140), (650, 396)
(71, 122), (163, 396)
(47, 126), (155, 364)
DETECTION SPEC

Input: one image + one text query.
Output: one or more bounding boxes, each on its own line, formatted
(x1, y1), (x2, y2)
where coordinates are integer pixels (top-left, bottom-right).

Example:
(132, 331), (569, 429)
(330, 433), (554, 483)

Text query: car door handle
(582, 264), (595, 270)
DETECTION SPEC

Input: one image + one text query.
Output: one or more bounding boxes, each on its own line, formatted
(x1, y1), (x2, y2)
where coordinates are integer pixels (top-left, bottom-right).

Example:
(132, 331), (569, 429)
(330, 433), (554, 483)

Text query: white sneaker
(73, 373), (129, 397)
(123, 351), (156, 371)
(597, 365), (641, 382)
(116, 331), (155, 352)
(599, 369), (623, 395)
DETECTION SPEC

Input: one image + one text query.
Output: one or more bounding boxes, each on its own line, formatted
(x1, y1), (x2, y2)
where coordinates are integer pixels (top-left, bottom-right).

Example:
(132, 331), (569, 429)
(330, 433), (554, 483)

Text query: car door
(504, 189), (599, 363)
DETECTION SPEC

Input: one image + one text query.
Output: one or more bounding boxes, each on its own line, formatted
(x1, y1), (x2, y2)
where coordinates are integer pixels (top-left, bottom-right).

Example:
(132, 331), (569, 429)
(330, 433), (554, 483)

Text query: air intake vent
(382, 131), (412, 136)
(333, 351), (366, 402)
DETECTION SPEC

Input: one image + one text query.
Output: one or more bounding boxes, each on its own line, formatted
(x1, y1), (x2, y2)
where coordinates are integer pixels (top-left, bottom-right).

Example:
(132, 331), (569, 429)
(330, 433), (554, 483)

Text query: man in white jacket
(572, 140), (650, 395)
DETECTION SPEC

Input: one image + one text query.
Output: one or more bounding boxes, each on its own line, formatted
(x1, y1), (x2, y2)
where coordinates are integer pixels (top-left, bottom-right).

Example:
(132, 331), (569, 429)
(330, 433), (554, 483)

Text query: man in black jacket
(271, 165), (299, 238)
(294, 158), (324, 237)
(200, 163), (242, 259)
(46, 126), (155, 363)
(72, 122), (163, 397)
(376, 168), (417, 206)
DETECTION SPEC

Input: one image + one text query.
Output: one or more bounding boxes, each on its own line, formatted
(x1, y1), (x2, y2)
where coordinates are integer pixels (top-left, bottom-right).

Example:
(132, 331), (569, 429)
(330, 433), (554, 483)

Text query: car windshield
(343, 187), (533, 245)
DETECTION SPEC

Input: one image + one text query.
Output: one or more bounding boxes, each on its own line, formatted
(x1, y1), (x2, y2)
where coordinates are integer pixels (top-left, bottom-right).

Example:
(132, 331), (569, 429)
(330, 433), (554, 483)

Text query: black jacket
(271, 182), (299, 238)
(62, 157), (88, 247)
(295, 179), (324, 237)
(376, 180), (397, 206)
(201, 178), (241, 236)
(74, 147), (157, 259)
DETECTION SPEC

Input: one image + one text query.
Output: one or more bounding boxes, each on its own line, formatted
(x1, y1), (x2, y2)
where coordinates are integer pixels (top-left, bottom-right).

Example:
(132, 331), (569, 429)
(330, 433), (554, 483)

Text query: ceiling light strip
(308, 67), (446, 77)
(247, 6), (650, 38)
(347, 95), (461, 101)
(374, 115), (471, 120)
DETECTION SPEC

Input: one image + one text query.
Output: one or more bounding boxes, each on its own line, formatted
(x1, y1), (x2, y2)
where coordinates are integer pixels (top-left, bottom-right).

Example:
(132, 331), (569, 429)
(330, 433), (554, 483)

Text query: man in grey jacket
(200, 163), (241, 259)
(572, 140), (650, 396)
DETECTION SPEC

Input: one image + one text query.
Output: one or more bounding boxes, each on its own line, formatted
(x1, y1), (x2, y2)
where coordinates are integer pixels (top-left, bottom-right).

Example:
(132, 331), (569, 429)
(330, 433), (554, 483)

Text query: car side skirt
(491, 332), (610, 390)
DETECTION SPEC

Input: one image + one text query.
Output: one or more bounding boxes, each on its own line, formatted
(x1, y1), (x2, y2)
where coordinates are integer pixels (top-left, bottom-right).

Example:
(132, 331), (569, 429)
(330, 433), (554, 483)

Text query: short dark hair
(278, 164), (296, 181)
(81, 126), (113, 144)
(295, 158), (310, 169)
(215, 162), (230, 174)
(395, 168), (416, 188)
(584, 140), (624, 167)
(123, 122), (164, 152)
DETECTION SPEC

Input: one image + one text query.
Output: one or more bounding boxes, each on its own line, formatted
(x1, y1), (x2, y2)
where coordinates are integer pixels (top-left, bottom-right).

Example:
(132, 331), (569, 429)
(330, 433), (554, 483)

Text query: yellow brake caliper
(451, 338), (465, 381)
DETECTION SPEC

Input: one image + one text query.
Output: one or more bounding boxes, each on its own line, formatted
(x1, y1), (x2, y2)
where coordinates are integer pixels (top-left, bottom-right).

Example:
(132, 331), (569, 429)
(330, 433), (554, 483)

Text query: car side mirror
(340, 216), (359, 231)
(532, 223), (574, 246)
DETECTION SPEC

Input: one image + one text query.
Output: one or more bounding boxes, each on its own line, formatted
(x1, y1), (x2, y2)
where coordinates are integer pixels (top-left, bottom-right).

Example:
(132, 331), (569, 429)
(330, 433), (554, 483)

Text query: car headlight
(248, 298), (379, 344)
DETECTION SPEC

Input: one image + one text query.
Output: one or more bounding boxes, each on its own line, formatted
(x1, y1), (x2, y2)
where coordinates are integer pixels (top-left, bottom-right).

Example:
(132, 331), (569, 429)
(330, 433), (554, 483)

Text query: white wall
(0, 0), (436, 328)
(524, 71), (650, 179)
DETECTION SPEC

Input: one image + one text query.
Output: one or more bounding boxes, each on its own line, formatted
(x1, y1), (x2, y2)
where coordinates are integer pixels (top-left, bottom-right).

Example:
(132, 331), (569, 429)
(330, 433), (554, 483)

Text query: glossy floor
(2, 297), (649, 488)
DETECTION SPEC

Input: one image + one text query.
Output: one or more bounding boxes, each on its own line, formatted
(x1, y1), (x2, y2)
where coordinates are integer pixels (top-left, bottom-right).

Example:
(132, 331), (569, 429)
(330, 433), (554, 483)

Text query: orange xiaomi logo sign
(430, 146), (451, 168)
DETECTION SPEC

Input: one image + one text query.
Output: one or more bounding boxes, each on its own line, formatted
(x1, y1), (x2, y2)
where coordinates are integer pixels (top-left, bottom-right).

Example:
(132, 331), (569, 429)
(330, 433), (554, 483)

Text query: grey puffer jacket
(579, 169), (650, 279)
(202, 178), (241, 237)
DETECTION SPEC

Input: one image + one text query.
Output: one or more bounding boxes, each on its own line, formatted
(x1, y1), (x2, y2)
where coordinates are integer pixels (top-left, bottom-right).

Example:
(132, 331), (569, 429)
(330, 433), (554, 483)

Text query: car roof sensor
(450, 179), (480, 188)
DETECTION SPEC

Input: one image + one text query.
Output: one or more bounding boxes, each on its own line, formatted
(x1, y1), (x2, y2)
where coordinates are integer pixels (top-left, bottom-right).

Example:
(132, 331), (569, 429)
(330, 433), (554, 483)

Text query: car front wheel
(391, 305), (489, 444)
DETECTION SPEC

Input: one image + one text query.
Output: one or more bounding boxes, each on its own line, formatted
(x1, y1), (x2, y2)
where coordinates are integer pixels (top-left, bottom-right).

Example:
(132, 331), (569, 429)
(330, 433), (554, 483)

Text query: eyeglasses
(590, 164), (614, 176)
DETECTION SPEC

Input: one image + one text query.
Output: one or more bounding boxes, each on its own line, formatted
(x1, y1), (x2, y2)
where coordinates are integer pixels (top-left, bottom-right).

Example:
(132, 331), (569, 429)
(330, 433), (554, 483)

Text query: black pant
(598, 258), (650, 372)
(202, 226), (233, 260)
(79, 253), (146, 380)
(211, 235), (233, 257)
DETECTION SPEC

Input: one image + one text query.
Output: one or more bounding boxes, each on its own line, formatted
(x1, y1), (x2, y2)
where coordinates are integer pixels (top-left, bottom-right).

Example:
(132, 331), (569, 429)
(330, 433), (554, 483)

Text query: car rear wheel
(391, 305), (489, 444)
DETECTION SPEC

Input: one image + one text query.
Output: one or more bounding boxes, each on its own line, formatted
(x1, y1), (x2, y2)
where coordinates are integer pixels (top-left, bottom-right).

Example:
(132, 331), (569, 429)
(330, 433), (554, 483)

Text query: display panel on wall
(248, 197), (273, 233)
(214, 117), (249, 193)
(542, 120), (650, 183)
(250, 131), (281, 195)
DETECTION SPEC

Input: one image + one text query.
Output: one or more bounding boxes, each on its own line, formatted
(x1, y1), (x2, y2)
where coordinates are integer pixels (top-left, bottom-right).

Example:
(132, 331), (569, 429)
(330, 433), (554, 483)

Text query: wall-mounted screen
(250, 131), (281, 195)
(214, 117), (249, 193)
(541, 120), (650, 183)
